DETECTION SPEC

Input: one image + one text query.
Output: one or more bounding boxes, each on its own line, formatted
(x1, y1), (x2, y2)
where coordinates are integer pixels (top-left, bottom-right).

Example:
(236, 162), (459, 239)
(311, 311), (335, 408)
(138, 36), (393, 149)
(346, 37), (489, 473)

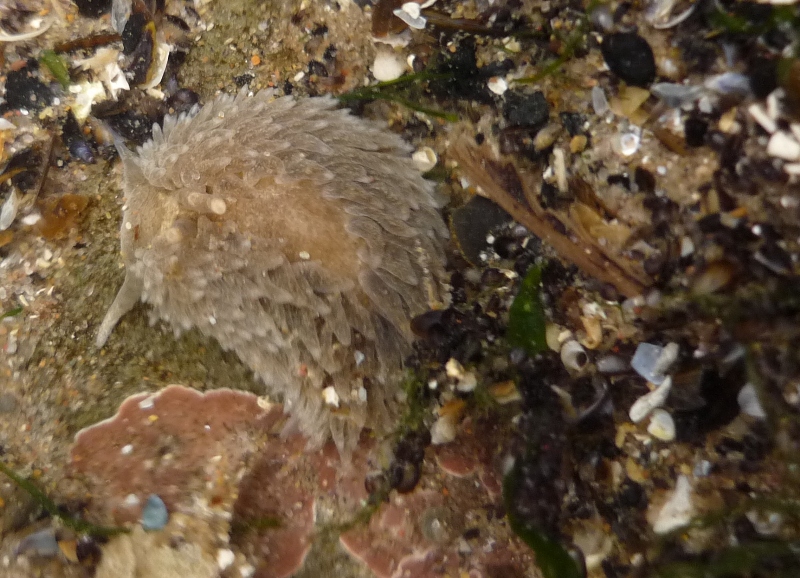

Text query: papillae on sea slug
(96, 88), (449, 454)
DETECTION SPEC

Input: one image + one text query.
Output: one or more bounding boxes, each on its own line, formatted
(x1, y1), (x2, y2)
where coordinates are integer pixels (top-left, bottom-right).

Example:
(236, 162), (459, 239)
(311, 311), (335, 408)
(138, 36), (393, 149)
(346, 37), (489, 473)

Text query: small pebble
(570, 134), (588, 153)
(141, 494), (169, 531)
(601, 32), (656, 87)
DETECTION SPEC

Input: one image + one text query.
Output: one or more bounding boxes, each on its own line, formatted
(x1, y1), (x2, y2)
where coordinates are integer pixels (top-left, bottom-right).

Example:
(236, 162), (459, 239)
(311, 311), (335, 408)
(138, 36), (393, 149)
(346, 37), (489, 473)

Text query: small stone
(503, 90), (549, 129)
(601, 32), (656, 87)
(141, 494), (168, 531)
(533, 123), (562, 150)
(570, 134), (588, 153)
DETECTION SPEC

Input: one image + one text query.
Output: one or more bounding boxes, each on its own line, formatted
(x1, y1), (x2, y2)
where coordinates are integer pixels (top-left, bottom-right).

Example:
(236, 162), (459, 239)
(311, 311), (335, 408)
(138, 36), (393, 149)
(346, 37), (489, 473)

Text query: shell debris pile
(96, 89), (449, 454)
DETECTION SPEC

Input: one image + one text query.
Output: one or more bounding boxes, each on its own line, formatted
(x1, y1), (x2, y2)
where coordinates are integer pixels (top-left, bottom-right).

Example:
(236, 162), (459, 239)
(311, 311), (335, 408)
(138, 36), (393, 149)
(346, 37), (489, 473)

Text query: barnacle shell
(97, 89), (449, 454)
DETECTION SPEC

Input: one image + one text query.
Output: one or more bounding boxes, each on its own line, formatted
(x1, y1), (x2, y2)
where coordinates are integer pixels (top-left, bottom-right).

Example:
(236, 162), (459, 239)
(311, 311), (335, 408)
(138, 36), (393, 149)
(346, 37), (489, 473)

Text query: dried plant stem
(451, 137), (650, 298)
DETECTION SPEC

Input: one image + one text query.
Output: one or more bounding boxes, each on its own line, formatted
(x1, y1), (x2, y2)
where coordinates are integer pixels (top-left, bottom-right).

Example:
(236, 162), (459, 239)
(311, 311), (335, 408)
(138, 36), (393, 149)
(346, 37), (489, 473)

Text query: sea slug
(96, 89), (449, 454)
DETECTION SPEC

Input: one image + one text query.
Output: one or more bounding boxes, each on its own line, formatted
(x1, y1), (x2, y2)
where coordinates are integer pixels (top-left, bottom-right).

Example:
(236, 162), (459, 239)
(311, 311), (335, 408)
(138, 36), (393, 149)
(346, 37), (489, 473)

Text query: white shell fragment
(613, 131), (640, 157)
(631, 342), (678, 385)
(430, 413), (457, 445)
(652, 475), (694, 534)
(487, 76), (508, 95)
(737, 383), (767, 419)
(412, 147), (438, 172)
(748, 103), (777, 134)
(0, 189), (20, 231)
(767, 131), (800, 161)
(647, 409), (676, 441)
(393, 2), (431, 29)
(629, 376), (672, 423)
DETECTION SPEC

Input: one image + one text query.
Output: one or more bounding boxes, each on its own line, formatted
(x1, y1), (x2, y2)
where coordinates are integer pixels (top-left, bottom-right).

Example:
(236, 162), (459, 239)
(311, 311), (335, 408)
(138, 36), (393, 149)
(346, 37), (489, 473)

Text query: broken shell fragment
(647, 408), (676, 441)
(629, 376), (672, 423)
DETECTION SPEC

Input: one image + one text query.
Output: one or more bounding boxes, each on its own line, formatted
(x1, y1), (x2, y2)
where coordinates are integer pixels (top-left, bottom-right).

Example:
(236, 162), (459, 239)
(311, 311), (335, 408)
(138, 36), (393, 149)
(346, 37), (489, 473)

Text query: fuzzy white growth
(97, 89), (449, 455)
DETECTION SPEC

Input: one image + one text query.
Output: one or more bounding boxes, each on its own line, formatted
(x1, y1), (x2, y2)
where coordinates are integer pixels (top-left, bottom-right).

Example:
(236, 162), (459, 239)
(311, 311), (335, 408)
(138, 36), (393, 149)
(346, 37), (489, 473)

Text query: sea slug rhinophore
(96, 89), (449, 454)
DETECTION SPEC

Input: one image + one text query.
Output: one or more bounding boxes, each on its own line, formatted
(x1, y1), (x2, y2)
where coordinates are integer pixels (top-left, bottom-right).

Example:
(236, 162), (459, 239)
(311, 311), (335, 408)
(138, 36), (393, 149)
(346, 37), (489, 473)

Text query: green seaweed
(506, 264), (548, 356)
(1, 306), (23, 320)
(503, 462), (583, 578)
(39, 50), (71, 88)
(397, 371), (430, 434)
(0, 460), (127, 537)
(338, 72), (459, 122)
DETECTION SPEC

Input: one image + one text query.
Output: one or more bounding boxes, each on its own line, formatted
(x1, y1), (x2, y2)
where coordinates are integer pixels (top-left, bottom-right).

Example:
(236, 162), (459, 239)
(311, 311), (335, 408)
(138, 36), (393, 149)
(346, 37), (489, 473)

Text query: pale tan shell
(97, 89), (449, 454)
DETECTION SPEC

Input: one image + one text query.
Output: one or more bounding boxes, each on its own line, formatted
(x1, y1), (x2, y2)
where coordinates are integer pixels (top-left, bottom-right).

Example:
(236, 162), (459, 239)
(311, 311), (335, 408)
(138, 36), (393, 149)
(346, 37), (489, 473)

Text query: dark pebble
(607, 173), (631, 190)
(747, 56), (778, 99)
(5, 62), (53, 112)
(503, 90), (550, 129)
(429, 37), (491, 103)
(233, 73), (255, 87)
(449, 195), (511, 265)
(633, 167), (655, 193)
(121, 12), (149, 55)
(601, 32), (656, 87)
(559, 111), (586, 136)
(166, 88), (200, 115)
(63, 112), (95, 164)
(307, 60), (328, 77)
(684, 116), (708, 148)
(73, 0), (111, 18)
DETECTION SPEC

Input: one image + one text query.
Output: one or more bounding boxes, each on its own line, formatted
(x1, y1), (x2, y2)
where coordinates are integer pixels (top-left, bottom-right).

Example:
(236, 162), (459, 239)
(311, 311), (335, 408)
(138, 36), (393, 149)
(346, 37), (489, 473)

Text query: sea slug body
(97, 88), (449, 454)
